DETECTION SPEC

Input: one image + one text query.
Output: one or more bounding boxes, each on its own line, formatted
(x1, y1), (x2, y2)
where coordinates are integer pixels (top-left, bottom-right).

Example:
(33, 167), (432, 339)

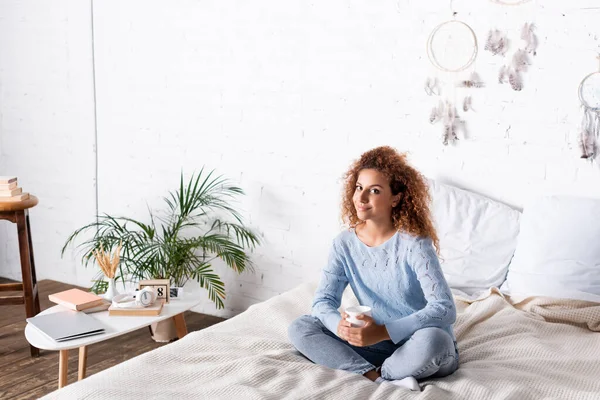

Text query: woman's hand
(337, 313), (390, 347)
(337, 312), (353, 339)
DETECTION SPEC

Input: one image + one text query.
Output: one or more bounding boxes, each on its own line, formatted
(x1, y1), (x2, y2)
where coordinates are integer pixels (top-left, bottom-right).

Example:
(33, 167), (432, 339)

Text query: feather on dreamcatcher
(485, 29), (509, 56)
(508, 69), (523, 91)
(495, 22), (538, 91)
(498, 51), (528, 91)
(425, 77), (441, 96)
(521, 23), (538, 56)
(429, 100), (445, 124)
(579, 107), (598, 159)
(463, 96), (473, 112)
(442, 102), (461, 146)
(457, 72), (485, 88)
(512, 49), (530, 72)
(429, 101), (464, 146)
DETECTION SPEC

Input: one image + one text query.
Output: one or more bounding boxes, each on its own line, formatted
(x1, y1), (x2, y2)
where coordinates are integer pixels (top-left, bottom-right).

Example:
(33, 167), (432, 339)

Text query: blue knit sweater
(311, 229), (457, 345)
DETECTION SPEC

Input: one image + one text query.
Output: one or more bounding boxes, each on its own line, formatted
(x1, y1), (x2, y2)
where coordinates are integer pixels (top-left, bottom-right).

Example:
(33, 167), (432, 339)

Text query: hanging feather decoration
(429, 106), (439, 124)
(429, 101), (444, 124)
(458, 71), (485, 88)
(579, 108), (599, 159)
(442, 102), (460, 146)
(424, 78), (433, 96)
(484, 29), (509, 56)
(498, 65), (508, 84)
(424, 77), (441, 96)
(512, 49), (530, 72)
(463, 96), (472, 112)
(508, 68), (523, 91)
(521, 23), (538, 56)
(579, 128), (596, 159)
(443, 125), (456, 146)
(428, 101), (464, 145)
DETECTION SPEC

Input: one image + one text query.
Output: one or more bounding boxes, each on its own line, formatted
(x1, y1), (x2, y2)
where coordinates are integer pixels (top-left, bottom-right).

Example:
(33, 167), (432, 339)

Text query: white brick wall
(0, 1), (98, 287)
(1, 0), (600, 318)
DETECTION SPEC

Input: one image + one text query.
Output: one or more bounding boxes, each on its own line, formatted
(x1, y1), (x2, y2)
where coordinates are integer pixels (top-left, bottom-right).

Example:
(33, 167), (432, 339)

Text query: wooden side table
(0, 195), (41, 357)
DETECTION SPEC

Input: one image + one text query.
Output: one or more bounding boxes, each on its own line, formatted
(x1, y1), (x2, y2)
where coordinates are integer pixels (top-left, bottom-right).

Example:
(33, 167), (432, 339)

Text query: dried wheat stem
(94, 242), (122, 279)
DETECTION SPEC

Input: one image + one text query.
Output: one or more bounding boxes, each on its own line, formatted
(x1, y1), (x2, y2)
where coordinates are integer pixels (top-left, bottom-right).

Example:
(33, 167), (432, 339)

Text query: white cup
(345, 305), (372, 327)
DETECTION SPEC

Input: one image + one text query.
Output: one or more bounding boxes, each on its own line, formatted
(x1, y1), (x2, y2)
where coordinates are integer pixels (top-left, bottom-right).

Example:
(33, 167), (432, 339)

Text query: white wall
(1, 0), (599, 318)
(0, 1), (98, 286)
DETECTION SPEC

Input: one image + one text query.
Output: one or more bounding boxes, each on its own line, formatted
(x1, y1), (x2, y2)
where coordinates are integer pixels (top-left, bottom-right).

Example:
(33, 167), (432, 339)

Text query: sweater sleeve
(384, 237), (457, 344)
(311, 240), (349, 335)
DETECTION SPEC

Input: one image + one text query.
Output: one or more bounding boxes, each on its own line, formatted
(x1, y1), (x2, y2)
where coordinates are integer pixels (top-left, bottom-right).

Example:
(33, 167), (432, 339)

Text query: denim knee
(413, 327), (455, 359)
(410, 328), (456, 377)
(288, 315), (320, 348)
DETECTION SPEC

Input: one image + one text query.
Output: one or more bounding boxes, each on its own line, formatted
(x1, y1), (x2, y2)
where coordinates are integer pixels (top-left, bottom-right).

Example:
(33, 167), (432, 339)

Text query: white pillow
(500, 195), (600, 303)
(428, 180), (521, 295)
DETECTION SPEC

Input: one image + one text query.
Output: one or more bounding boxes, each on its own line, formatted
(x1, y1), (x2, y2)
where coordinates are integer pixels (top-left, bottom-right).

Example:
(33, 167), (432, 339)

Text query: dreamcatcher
(578, 55), (600, 160)
(426, 16), (480, 146)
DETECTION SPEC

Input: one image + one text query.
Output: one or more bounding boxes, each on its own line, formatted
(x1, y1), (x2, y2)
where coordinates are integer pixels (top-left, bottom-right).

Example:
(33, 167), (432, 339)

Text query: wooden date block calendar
(138, 279), (170, 303)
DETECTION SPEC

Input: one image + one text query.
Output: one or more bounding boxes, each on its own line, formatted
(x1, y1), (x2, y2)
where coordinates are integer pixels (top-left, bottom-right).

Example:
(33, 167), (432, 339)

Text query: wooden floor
(0, 279), (226, 400)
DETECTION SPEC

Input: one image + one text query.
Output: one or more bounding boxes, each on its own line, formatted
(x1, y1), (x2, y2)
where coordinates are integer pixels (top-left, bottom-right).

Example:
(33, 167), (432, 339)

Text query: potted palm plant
(62, 168), (261, 340)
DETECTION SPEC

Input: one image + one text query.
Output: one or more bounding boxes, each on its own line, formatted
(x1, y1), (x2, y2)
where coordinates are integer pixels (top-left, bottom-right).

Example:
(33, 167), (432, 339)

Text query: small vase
(103, 277), (119, 301)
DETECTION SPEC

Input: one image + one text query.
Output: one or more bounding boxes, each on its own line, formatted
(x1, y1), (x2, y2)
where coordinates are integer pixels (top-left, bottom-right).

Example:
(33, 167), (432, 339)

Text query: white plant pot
(150, 318), (178, 343)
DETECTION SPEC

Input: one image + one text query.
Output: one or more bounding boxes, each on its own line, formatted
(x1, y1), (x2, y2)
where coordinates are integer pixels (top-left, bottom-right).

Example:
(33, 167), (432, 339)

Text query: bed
(42, 182), (600, 399)
(40, 282), (600, 400)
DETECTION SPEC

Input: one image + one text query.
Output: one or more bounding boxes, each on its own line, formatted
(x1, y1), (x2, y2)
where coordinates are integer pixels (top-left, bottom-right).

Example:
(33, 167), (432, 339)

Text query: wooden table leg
(26, 212), (41, 316)
(78, 346), (87, 381)
(59, 349), (68, 388)
(173, 313), (188, 339)
(17, 210), (39, 357)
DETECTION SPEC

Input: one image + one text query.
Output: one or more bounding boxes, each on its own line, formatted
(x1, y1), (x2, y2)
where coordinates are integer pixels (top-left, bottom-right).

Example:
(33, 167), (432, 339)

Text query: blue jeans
(288, 315), (459, 381)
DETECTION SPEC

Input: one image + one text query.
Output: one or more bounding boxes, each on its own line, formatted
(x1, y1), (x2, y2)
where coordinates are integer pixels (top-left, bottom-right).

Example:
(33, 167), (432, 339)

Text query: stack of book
(0, 176), (30, 202)
(49, 288), (111, 313)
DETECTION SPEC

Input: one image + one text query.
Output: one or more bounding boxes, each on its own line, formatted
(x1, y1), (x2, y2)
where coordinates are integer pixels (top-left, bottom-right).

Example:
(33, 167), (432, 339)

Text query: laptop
(27, 310), (106, 342)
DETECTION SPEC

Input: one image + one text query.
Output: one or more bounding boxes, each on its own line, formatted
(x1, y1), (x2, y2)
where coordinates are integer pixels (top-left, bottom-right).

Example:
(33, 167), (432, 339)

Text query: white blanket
(43, 283), (600, 400)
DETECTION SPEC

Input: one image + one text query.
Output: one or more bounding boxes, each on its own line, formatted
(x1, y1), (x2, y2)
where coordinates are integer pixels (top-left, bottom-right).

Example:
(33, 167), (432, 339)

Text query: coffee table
(25, 295), (203, 388)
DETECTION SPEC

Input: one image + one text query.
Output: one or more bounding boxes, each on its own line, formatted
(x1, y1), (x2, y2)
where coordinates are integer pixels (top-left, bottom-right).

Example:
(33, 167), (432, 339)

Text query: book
(0, 182), (17, 191)
(27, 310), (106, 342)
(0, 176), (17, 185)
(49, 288), (105, 311)
(108, 301), (163, 316)
(0, 187), (22, 197)
(81, 299), (111, 314)
(0, 193), (30, 202)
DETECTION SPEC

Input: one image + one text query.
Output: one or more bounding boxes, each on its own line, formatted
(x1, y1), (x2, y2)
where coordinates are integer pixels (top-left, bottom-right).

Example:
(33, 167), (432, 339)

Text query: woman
(288, 146), (458, 391)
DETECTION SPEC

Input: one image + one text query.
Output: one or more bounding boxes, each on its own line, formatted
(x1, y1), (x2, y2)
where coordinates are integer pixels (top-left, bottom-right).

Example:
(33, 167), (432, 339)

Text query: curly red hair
(341, 146), (439, 253)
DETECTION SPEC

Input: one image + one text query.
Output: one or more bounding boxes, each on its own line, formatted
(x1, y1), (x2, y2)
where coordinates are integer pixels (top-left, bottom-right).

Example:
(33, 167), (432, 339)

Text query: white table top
(25, 296), (203, 351)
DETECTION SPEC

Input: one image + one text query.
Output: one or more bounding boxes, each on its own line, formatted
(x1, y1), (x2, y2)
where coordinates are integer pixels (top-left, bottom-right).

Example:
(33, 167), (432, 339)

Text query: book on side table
(82, 299), (111, 313)
(49, 288), (106, 311)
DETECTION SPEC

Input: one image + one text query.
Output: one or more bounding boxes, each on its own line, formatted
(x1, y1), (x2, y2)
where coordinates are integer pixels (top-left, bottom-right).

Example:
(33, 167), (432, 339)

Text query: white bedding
(43, 282), (600, 400)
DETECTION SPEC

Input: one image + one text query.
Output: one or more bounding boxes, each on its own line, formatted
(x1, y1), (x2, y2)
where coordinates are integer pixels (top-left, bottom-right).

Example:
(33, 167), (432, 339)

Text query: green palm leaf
(62, 169), (261, 308)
